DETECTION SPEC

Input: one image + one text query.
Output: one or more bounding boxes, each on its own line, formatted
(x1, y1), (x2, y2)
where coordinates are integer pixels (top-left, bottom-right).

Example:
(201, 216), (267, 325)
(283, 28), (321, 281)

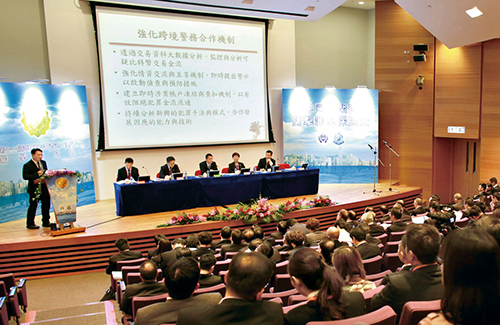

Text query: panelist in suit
(257, 149), (276, 170)
(199, 153), (217, 175)
(159, 156), (181, 178)
(177, 252), (283, 325)
(22, 148), (51, 229)
(227, 152), (246, 173)
(117, 157), (139, 181)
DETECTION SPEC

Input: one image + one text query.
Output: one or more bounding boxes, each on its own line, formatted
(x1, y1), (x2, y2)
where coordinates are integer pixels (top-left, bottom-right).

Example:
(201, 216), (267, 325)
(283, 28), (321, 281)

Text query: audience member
(371, 224), (444, 318)
(419, 228), (500, 325)
(158, 238), (186, 273)
(325, 227), (348, 250)
(253, 226), (275, 246)
(476, 216), (500, 246)
(178, 247), (194, 258)
(345, 210), (357, 231)
(285, 248), (365, 325)
(350, 227), (381, 260)
(186, 234), (199, 250)
(451, 193), (464, 211)
(333, 246), (375, 292)
(198, 253), (223, 288)
(318, 239), (335, 266)
(358, 223), (382, 245)
(335, 209), (349, 229)
(474, 183), (488, 200)
(288, 218), (310, 235)
(491, 176), (500, 192)
(220, 229), (247, 259)
(147, 234), (169, 259)
(106, 238), (142, 274)
(380, 234), (412, 286)
(120, 260), (168, 316)
(411, 198), (428, 216)
(379, 205), (391, 221)
(242, 228), (255, 244)
(304, 218), (326, 246)
(270, 220), (288, 240)
(427, 201), (454, 231)
(285, 230), (306, 259)
(212, 226), (232, 249)
(386, 206), (407, 235)
(361, 212), (385, 237)
(256, 240), (280, 263)
(151, 238), (172, 265)
(396, 199), (411, 216)
(177, 252), (283, 325)
(467, 205), (483, 227)
(134, 257), (222, 325)
(195, 231), (215, 257)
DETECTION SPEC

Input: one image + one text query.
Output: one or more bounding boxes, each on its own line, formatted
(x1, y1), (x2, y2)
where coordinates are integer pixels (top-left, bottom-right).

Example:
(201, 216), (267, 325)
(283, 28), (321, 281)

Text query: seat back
(306, 305), (397, 325)
(455, 218), (470, 228)
(213, 259), (231, 275)
(383, 253), (403, 272)
(274, 274), (294, 292)
(288, 294), (308, 306)
(0, 297), (9, 325)
(388, 231), (406, 242)
(121, 266), (141, 285)
(275, 260), (289, 274)
(131, 293), (169, 320)
(126, 272), (142, 285)
(362, 285), (385, 312)
(383, 241), (401, 255)
(117, 258), (146, 271)
(399, 300), (441, 325)
(374, 233), (388, 245)
(366, 269), (392, 282)
(195, 170), (202, 176)
(362, 255), (383, 275)
(225, 251), (238, 259)
(193, 283), (226, 296)
(261, 288), (298, 306)
(221, 167), (229, 174)
(0, 275), (15, 290)
(283, 300), (308, 314)
(279, 163), (291, 169)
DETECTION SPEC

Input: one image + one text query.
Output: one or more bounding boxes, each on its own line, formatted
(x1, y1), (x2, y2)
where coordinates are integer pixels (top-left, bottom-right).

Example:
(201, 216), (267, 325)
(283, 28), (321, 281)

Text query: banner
(282, 88), (379, 184)
(0, 82), (95, 224)
(45, 172), (78, 224)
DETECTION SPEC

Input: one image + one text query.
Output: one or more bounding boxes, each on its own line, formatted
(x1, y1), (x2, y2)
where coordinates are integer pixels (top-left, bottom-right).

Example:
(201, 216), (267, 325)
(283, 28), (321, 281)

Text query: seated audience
(358, 223), (382, 245)
(178, 247), (194, 258)
(304, 218), (326, 246)
(220, 229), (247, 259)
(451, 193), (464, 211)
(242, 228), (255, 244)
(476, 216), (500, 246)
(379, 205), (391, 221)
(147, 234), (169, 259)
(120, 260), (168, 317)
(212, 226), (232, 249)
(491, 176), (500, 192)
(474, 182), (488, 200)
(285, 248), (365, 325)
(380, 235), (412, 286)
(467, 205), (483, 227)
(177, 252), (283, 325)
(158, 238), (186, 273)
(195, 231), (215, 257)
(288, 218), (310, 235)
(361, 211), (385, 237)
(326, 227), (349, 250)
(411, 198), (429, 216)
(350, 227), (381, 260)
(371, 224), (444, 318)
(270, 220), (288, 240)
(335, 209), (349, 229)
(419, 228), (500, 325)
(186, 234), (199, 250)
(333, 246), (375, 292)
(198, 253), (223, 288)
(427, 201), (454, 231)
(106, 238), (142, 274)
(150, 238), (172, 265)
(253, 226), (275, 246)
(461, 197), (474, 218)
(134, 257), (222, 325)
(318, 239), (335, 266)
(285, 230), (306, 259)
(386, 206), (407, 235)
(257, 240), (281, 263)
(345, 210), (358, 231)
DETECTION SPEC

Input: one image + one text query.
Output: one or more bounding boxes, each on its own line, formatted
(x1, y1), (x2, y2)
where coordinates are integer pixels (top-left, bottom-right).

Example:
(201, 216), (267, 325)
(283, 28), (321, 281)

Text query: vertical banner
(45, 172), (78, 224)
(282, 88), (379, 184)
(0, 82), (95, 224)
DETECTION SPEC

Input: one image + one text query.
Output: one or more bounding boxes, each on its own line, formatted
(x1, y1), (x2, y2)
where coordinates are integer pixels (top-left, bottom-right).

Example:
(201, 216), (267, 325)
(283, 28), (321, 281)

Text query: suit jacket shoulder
(356, 242), (381, 260)
(119, 281), (168, 315)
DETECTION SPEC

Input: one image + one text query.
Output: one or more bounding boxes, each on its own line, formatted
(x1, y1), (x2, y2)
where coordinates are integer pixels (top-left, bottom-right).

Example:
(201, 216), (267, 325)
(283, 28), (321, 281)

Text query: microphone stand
(364, 145), (385, 196)
(382, 141), (400, 192)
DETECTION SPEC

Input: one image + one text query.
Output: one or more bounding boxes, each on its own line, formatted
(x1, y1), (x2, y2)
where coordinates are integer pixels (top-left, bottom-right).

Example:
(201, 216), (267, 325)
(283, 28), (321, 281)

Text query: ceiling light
(359, 2), (365, 4)
(466, 7), (483, 18)
(304, 6), (315, 12)
(241, 0), (253, 4)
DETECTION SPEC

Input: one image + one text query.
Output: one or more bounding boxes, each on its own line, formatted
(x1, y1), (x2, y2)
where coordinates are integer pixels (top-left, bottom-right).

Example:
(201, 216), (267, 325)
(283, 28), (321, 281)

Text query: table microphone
(142, 166), (150, 175)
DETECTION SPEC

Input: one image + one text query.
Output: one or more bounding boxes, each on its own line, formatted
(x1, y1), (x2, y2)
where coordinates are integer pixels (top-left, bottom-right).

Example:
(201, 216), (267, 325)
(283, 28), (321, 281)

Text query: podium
(44, 170), (86, 237)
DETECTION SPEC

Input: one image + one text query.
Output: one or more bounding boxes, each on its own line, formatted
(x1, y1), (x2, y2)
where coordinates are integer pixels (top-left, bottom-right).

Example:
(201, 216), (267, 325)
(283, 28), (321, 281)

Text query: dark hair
(164, 257), (200, 299)
(31, 148), (42, 155)
(430, 194), (441, 203)
(232, 152), (240, 158)
(338, 209), (349, 221)
(469, 206), (482, 218)
(266, 150), (273, 155)
(306, 218), (320, 231)
(227, 252), (274, 300)
(140, 260), (158, 281)
(430, 201), (440, 212)
(154, 234), (167, 245)
(379, 205), (389, 214)
(390, 206), (402, 220)
(406, 224), (440, 264)
(490, 177), (497, 184)
(287, 218), (298, 227)
(319, 239), (335, 266)
(243, 229), (255, 243)
(178, 247), (193, 258)
(257, 241), (273, 259)
(480, 183), (487, 191)
(289, 248), (345, 320)
(278, 220), (288, 234)
(172, 238), (186, 246)
(464, 197), (474, 208)
(199, 253), (216, 270)
(440, 228), (500, 325)
(286, 230), (305, 247)
(487, 183), (493, 189)
(476, 201), (486, 213)
(476, 216), (500, 247)
(231, 229), (243, 244)
(198, 231), (212, 245)
(166, 156), (175, 162)
(333, 246), (366, 284)
(115, 238), (130, 251)
(350, 227), (366, 242)
(186, 234), (199, 248)
(396, 199), (406, 208)
(254, 227), (264, 239)
(157, 238), (172, 254)
(249, 239), (263, 251)
(124, 157), (133, 164)
(221, 226), (232, 239)
(205, 153), (213, 159)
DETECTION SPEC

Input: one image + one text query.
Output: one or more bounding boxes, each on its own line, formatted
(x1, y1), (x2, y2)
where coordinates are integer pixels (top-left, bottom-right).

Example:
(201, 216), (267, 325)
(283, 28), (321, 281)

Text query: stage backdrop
(283, 88), (379, 184)
(0, 82), (95, 224)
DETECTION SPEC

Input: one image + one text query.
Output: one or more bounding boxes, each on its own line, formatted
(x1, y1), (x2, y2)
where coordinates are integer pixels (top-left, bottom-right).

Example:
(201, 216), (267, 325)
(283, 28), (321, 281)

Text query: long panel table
(114, 169), (319, 216)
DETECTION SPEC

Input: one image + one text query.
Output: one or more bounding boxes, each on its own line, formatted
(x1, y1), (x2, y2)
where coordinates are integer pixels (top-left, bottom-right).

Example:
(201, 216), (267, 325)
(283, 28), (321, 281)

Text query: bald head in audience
(326, 227), (340, 241)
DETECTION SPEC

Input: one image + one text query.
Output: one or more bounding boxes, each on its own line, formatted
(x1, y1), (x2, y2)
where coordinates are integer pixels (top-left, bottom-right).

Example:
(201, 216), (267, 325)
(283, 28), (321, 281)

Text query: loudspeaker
(413, 54), (426, 62)
(413, 44), (429, 52)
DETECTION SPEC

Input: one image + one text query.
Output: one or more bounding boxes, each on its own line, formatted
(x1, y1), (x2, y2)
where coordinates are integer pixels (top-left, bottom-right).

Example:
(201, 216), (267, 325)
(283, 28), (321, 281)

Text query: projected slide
(95, 7), (269, 149)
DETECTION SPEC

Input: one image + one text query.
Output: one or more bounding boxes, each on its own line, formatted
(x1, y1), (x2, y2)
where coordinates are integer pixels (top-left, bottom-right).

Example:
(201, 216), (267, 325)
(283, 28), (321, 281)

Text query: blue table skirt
(114, 169), (319, 216)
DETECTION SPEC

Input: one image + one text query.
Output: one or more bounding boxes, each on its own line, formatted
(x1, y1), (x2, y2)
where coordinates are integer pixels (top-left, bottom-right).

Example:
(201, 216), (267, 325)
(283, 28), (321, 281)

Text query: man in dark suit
(361, 211), (385, 237)
(117, 157), (139, 181)
(177, 252), (283, 325)
(326, 227), (349, 250)
(220, 229), (247, 259)
(212, 226), (232, 248)
(22, 148), (51, 229)
(451, 193), (465, 211)
(199, 153), (218, 175)
(304, 218), (326, 246)
(386, 206), (407, 236)
(270, 220), (287, 240)
(120, 260), (168, 316)
(490, 177), (500, 193)
(378, 205), (391, 221)
(371, 224), (444, 318)
(411, 198), (429, 216)
(285, 230), (306, 259)
(228, 152), (246, 173)
(198, 254), (223, 288)
(195, 231), (215, 257)
(158, 238), (185, 272)
(134, 257), (221, 325)
(158, 156), (181, 178)
(257, 150), (276, 170)
(106, 238), (142, 274)
(350, 227), (381, 260)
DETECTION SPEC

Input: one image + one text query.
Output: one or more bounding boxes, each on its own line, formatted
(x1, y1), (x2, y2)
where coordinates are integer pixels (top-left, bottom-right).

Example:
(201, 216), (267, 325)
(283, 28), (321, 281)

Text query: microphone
(368, 144), (373, 150)
(382, 140), (388, 145)
(141, 166), (150, 175)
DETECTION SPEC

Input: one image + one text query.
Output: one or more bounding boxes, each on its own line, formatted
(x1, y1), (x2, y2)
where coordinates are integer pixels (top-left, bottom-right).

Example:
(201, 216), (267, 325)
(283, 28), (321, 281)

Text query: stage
(0, 182), (421, 279)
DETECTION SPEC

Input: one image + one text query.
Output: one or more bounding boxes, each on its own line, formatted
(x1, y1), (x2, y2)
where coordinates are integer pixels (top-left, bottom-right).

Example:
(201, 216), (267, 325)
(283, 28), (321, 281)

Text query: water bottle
(184, 170), (187, 179)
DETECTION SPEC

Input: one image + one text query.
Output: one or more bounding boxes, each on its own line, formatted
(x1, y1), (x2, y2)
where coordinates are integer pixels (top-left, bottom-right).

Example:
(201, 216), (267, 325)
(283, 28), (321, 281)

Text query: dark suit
(198, 274), (223, 288)
(106, 250), (142, 274)
(195, 246), (215, 258)
(23, 159), (51, 227)
(220, 243), (247, 259)
(135, 292), (222, 325)
(371, 264), (444, 317)
(199, 161), (218, 175)
(158, 248), (182, 272)
(305, 231), (326, 246)
(380, 265), (412, 286)
(119, 281), (168, 316)
(284, 291), (365, 325)
(451, 201), (465, 211)
(257, 157), (277, 170)
(228, 162), (246, 173)
(158, 163), (181, 178)
(212, 239), (231, 249)
(270, 232), (284, 240)
(411, 206), (429, 216)
(117, 166), (139, 181)
(379, 213), (391, 221)
(177, 297), (284, 325)
(386, 221), (407, 235)
(365, 235), (382, 246)
(290, 223), (310, 235)
(368, 223), (385, 237)
(355, 242), (381, 260)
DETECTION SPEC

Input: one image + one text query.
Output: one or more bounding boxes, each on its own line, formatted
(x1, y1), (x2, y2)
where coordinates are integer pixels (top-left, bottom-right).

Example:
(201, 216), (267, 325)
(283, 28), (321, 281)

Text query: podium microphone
(141, 166), (150, 175)
(382, 140), (388, 145)
(368, 144), (373, 150)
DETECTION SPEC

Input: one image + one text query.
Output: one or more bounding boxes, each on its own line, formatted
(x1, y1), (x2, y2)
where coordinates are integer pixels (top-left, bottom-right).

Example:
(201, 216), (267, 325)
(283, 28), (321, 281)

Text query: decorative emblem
(318, 134), (328, 143)
(333, 132), (344, 145)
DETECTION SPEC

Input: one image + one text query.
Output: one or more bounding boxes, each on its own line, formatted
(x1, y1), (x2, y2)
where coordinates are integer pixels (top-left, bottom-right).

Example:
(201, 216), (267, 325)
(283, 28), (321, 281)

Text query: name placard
(447, 126), (465, 134)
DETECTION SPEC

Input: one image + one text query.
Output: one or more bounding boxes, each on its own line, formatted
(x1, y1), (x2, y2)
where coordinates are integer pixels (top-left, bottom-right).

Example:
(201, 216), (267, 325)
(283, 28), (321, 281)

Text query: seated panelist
(199, 153), (218, 175)
(159, 156), (181, 178)
(117, 157), (140, 181)
(228, 152), (245, 173)
(257, 150), (276, 171)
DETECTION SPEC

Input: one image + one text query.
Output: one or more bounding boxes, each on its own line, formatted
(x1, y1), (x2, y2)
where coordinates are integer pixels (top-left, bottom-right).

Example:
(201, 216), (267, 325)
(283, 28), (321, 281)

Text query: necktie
(235, 164), (238, 170)
(127, 169), (131, 179)
(37, 161), (42, 170)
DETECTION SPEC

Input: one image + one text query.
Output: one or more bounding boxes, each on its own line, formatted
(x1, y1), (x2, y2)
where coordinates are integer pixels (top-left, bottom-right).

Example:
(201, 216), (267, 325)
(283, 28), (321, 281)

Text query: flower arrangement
(157, 212), (207, 227)
(33, 169), (82, 202)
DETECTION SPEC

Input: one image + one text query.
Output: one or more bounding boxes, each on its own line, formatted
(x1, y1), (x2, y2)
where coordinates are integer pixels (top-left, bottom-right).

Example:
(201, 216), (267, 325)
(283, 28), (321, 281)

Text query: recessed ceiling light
(466, 7), (483, 18)
(241, 0), (253, 4)
(304, 6), (315, 12)
(359, 2), (365, 4)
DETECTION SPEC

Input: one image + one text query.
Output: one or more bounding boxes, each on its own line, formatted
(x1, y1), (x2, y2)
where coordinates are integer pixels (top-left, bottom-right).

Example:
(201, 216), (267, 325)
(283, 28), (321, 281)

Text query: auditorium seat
(399, 300), (441, 325)
(366, 269), (392, 282)
(112, 258), (146, 293)
(388, 231), (406, 242)
(124, 292), (169, 324)
(193, 283), (226, 297)
(261, 288), (298, 306)
(0, 297), (9, 325)
(213, 259), (231, 275)
(156, 173), (160, 178)
(374, 233), (388, 245)
(195, 170), (202, 176)
(288, 295), (308, 305)
(455, 218), (470, 228)
(221, 167), (229, 174)
(0, 274), (27, 313)
(0, 281), (20, 324)
(383, 241), (401, 255)
(362, 285), (385, 312)
(283, 300), (308, 314)
(382, 253), (403, 272)
(225, 251), (238, 259)
(362, 255), (383, 275)
(306, 305), (397, 325)
(275, 260), (289, 274)
(272, 274), (294, 292)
